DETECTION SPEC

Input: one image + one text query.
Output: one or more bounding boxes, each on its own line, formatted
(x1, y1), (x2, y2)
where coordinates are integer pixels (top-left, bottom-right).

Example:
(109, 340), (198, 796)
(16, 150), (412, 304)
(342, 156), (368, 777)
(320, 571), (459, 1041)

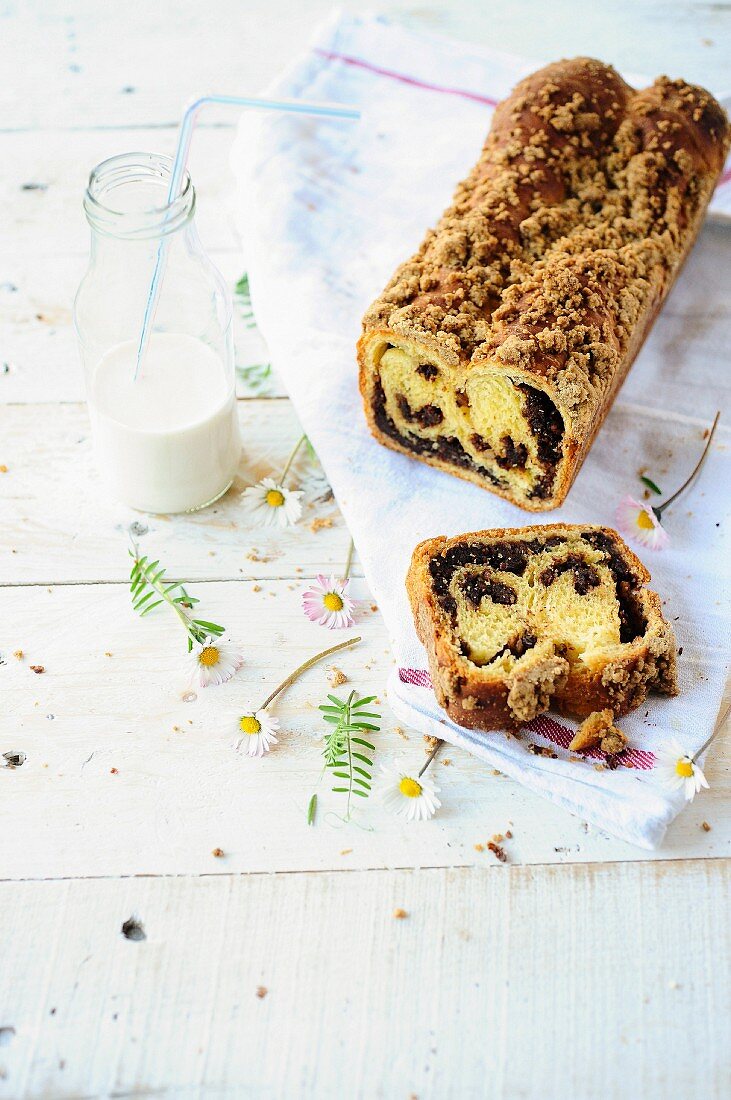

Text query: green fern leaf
(320, 689), (381, 819)
(128, 546), (226, 650)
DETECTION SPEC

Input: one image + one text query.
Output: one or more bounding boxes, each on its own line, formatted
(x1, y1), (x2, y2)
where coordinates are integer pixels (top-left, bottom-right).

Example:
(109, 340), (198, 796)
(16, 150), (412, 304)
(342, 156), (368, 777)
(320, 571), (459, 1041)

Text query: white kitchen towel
(232, 10), (731, 848)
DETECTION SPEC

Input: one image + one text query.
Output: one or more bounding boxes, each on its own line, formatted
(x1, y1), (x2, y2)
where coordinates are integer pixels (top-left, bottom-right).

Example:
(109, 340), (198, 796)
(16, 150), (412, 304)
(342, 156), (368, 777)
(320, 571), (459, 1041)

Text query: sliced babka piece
(406, 524), (677, 731)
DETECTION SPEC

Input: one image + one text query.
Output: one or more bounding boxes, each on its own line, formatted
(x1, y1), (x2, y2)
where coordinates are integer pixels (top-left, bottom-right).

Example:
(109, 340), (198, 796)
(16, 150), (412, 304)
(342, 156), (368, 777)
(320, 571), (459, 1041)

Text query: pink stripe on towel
(314, 48), (499, 108)
(398, 666), (433, 688)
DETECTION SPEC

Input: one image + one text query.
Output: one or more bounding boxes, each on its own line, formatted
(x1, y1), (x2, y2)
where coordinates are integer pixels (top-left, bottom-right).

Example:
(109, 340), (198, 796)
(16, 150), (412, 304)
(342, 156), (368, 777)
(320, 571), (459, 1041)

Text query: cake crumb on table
(424, 734), (439, 751)
(212, 848), (224, 858)
(255, 986), (268, 999)
(474, 843), (484, 852)
(393, 908), (408, 919)
(487, 841), (507, 863)
(13, 650), (23, 659)
(30, 664), (45, 674)
(701, 821), (712, 832)
(327, 666), (347, 687)
(309, 516), (333, 532)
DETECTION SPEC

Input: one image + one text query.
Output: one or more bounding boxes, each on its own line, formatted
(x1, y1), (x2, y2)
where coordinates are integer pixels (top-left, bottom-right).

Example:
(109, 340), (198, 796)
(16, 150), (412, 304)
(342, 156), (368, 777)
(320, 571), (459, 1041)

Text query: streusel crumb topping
(363, 58), (730, 431)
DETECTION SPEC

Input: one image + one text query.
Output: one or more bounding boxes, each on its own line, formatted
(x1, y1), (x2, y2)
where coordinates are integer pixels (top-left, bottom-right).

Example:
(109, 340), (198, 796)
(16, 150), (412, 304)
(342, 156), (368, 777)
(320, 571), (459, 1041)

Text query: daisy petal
(615, 495), (669, 551)
(189, 642), (244, 689)
(380, 760), (440, 822)
(236, 710), (281, 757)
(301, 574), (357, 630)
(241, 478), (303, 528)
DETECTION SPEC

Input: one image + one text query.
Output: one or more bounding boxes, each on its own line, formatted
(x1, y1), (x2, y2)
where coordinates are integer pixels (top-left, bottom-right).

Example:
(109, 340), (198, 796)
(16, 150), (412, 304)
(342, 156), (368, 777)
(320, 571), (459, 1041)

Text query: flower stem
(280, 432), (307, 486)
(654, 411), (720, 519)
(419, 739), (443, 777)
(343, 536), (355, 581)
(258, 635), (361, 711)
(692, 700), (731, 763)
(345, 690), (356, 820)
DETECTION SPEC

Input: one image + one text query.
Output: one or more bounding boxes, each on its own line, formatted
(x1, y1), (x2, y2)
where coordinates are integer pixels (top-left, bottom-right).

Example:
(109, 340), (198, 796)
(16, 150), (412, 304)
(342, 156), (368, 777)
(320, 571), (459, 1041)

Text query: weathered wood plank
(0, 862), (728, 1098)
(3, 0), (729, 132)
(2, 127), (240, 257)
(3, 130), (729, 410)
(3, 228), (730, 408)
(0, 400), (355, 583)
(1, 579), (727, 879)
(0, 251), (285, 405)
(1, 0), (341, 131)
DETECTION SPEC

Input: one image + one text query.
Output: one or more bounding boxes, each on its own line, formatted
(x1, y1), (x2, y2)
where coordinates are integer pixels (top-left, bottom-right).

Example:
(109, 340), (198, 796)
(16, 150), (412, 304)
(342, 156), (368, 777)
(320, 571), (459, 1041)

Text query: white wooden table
(1, 2), (729, 1096)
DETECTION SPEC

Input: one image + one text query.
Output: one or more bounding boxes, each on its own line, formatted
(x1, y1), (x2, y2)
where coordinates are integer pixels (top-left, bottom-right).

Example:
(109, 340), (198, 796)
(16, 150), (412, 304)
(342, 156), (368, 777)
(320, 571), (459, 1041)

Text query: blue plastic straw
(134, 94), (360, 379)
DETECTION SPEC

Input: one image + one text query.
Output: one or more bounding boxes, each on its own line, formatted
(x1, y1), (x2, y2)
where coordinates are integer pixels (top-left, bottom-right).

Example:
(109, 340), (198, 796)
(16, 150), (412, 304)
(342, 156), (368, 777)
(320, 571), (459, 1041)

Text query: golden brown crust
(360, 58), (731, 509)
(406, 524), (678, 733)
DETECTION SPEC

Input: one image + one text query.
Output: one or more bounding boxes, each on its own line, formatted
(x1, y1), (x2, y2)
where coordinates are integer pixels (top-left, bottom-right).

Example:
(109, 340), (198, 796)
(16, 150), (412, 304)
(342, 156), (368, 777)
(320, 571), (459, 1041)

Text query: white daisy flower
(302, 574), (356, 629)
(241, 477), (303, 528)
(615, 495), (669, 550)
(381, 760), (441, 822)
(236, 710), (279, 757)
(655, 737), (709, 800)
(189, 641), (244, 688)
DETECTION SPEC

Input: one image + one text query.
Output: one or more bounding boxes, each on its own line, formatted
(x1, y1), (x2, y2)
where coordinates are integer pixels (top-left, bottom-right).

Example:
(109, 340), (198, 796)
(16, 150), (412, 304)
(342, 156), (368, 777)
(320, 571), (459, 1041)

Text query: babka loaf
(359, 58), (730, 510)
(406, 525), (677, 731)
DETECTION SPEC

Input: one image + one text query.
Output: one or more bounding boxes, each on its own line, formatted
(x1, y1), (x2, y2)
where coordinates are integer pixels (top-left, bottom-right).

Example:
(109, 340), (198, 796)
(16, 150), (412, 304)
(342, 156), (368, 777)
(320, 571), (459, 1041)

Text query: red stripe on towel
(397, 668), (656, 770)
(525, 713), (656, 770)
(398, 666), (434, 688)
(314, 48), (499, 108)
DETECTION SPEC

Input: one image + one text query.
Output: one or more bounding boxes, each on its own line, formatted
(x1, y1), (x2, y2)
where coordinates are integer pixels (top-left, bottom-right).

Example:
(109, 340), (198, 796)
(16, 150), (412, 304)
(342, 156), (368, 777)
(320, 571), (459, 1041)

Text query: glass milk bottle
(74, 152), (241, 513)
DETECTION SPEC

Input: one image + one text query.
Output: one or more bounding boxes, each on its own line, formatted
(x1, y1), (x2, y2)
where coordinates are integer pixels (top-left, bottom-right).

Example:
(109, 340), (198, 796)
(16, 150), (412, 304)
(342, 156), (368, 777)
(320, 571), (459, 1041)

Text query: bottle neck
(84, 152), (195, 242)
(75, 151), (232, 371)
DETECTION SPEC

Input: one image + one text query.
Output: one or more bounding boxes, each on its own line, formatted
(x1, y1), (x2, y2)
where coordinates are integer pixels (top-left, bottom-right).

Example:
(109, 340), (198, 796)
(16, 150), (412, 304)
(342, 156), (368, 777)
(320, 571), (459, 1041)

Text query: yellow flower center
(199, 646), (220, 667)
(637, 509), (655, 530)
(399, 776), (422, 798)
(265, 488), (285, 508)
(675, 759), (694, 778)
(240, 715), (261, 735)
(324, 592), (344, 611)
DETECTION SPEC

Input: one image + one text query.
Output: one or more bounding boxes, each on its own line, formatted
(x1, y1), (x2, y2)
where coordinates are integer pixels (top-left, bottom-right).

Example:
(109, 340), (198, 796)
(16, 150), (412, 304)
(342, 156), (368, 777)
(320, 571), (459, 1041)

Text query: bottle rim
(83, 152), (196, 240)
